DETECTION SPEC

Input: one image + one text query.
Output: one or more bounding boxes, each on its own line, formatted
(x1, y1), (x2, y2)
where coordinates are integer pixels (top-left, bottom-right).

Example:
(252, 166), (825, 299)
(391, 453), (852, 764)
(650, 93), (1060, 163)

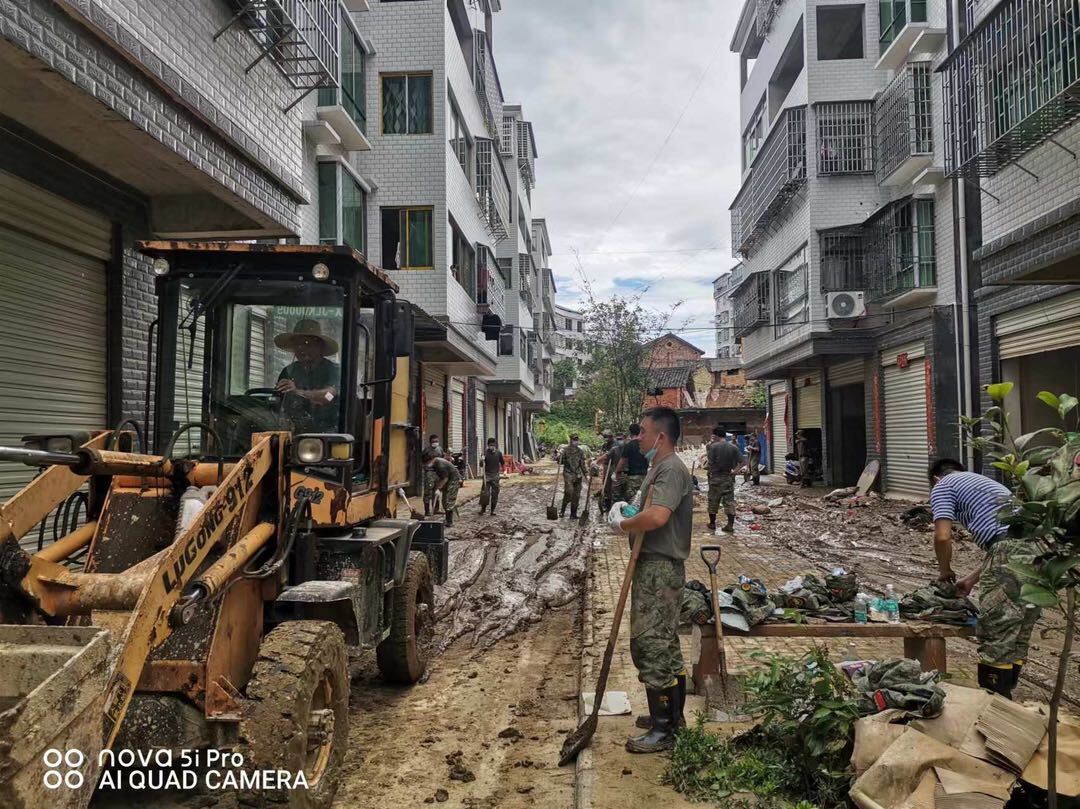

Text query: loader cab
(140, 242), (411, 493)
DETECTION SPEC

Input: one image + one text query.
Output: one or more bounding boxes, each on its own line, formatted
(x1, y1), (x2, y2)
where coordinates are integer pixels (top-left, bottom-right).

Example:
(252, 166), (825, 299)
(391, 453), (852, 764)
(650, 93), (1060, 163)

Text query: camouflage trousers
(561, 472), (582, 511)
(615, 474), (646, 505)
(707, 474), (736, 517)
(438, 478), (460, 513)
(483, 474), (500, 511)
(423, 468), (437, 512)
(630, 557), (686, 690)
(978, 539), (1043, 665)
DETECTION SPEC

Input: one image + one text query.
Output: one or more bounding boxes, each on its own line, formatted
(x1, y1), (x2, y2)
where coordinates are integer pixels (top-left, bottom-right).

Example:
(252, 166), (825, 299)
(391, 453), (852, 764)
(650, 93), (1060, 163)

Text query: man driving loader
(274, 319), (341, 432)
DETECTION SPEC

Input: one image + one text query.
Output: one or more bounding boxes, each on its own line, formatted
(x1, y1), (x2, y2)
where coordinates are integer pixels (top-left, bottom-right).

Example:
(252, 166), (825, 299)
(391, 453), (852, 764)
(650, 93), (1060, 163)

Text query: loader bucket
(0, 625), (112, 809)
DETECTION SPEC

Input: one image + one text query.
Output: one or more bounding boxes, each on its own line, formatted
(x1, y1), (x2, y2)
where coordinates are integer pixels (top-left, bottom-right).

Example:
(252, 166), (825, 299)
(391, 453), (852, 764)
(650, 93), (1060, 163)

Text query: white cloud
(494, 0), (743, 353)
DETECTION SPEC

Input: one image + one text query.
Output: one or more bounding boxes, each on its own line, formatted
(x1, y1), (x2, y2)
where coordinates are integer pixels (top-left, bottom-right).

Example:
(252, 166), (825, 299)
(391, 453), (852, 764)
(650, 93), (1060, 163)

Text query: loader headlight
(292, 434), (354, 468)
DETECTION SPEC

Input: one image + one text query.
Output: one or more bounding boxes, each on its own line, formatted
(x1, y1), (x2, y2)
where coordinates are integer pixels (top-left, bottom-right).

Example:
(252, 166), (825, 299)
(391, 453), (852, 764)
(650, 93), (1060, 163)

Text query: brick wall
(645, 339), (702, 368)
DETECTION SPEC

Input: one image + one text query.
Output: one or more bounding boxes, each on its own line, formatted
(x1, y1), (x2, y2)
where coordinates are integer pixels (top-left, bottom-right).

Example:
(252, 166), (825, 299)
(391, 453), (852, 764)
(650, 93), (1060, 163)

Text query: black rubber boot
(978, 663), (1014, 699)
(479, 505), (486, 515)
(722, 514), (735, 533)
(560, 502), (568, 518)
(626, 686), (677, 753)
(708, 514), (716, 531)
(445, 510), (454, 528)
(636, 674), (686, 729)
(1012, 662), (1024, 689)
(570, 504), (578, 520)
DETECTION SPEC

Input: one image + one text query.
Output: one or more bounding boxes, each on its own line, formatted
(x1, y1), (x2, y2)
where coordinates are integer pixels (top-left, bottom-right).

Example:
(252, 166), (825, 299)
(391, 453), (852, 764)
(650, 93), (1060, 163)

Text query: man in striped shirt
(929, 459), (1041, 699)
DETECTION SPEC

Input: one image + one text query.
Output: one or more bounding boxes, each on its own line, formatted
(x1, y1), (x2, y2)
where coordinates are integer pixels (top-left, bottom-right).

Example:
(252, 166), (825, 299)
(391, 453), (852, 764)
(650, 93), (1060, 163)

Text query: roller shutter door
(882, 343), (929, 499)
(449, 378), (465, 451)
(995, 290), (1080, 360)
(795, 374), (822, 429)
(0, 172), (110, 503)
(769, 386), (789, 472)
(828, 358), (864, 388)
(476, 388), (487, 458)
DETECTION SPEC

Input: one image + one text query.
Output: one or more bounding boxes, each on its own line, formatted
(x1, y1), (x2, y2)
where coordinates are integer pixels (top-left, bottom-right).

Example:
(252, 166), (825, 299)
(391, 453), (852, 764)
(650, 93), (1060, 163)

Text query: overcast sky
(491, 0), (743, 355)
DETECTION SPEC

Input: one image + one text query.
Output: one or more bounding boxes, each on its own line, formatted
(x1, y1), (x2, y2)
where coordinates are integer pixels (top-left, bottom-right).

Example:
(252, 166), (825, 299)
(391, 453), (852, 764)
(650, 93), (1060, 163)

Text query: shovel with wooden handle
(579, 459), (608, 527)
(559, 488), (653, 766)
(700, 544), (732, 704)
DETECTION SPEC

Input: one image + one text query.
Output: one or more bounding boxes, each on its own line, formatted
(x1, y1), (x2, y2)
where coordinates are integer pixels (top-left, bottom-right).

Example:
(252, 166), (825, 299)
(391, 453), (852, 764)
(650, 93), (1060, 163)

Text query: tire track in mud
(435, 482), (589, 651)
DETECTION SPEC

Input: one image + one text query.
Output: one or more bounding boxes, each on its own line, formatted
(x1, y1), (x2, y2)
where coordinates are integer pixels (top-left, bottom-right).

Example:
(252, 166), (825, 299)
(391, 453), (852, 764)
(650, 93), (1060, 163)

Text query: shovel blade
(578, 511), (590, 527)
(546, 506), (558, 520)
(558, 713), (598, 766)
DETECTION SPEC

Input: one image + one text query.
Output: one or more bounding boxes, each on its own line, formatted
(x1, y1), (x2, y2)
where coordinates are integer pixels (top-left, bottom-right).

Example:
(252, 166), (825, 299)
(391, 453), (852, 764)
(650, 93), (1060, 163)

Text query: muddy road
(334, 479), (587, 808)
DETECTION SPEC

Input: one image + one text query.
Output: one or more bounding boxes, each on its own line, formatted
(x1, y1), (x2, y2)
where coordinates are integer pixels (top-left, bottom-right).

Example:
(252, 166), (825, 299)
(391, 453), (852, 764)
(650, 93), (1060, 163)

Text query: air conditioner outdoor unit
(826, 291), (866, 319)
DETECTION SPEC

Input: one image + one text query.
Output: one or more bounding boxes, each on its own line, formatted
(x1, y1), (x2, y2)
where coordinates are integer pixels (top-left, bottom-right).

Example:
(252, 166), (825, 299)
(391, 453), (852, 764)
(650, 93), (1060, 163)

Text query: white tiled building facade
(726, 0), (1080, 497)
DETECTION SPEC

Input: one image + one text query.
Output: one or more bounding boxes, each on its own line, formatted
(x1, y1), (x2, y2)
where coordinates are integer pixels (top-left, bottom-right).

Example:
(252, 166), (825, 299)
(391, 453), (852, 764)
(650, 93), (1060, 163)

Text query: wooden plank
(734, 622), (974, 639)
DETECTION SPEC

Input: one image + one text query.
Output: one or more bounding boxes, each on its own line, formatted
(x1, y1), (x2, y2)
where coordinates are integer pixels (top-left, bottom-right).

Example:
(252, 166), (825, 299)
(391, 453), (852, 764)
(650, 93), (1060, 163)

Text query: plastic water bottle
(621, 489), (644, 519)
(853, 594), (868, 624)
(884, 585), (900, 624)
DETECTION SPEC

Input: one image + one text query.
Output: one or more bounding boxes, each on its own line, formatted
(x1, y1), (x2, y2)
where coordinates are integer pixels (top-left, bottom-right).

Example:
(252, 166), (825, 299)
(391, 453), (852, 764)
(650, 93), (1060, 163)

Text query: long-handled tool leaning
(546, 465), (561, 520)
(579, 459), (608, 527)
(700, 545), (746, 720)
(559, 488), (654, 766)
(397, 488), (424, 521)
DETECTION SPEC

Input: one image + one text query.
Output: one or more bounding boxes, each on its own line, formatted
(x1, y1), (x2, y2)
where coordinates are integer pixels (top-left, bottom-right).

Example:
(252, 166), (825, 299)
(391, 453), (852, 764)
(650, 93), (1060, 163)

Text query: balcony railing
(476, 139), (511, 243)
(874, 62), (933, 184)
(472, 32), (501, 138)
(475, 245), (506, 318)
(756, 0), (785, 37)
(518, 254), (535, 311)
(730, 106), (807, 256)
(517, 121), (536, 190)
(819, 227), (867, 291)
(219, 0), (338, 103)
(942, 0), (1080, 177)
(866, 197), (936, 301)
(733, 272), (771, 338)
(500, 114), (516, 156)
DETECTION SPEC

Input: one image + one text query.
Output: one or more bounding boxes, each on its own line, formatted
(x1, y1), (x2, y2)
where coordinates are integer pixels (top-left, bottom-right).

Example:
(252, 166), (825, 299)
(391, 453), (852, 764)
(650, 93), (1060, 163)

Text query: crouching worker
(607, 406), (694, 753)
(929, 458), (1042, 699)
(427, 453), (462, 527)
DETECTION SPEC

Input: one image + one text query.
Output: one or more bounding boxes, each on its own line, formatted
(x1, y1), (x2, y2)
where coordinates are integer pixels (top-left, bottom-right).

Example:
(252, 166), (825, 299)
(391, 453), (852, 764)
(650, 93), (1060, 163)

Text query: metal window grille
(819, 227), (867, 291)
(774, 248), (808, 336)
(475, 245), (506, 317)
(865, 197), (936, 299)
(730, 106), (808, 256)
(874, 62), (933, 181)
(217, 0), (339, 106)
(757, 0), (785, 37)
(475, 139), (510, 243)
(473, 33), (499, 138)
(500, 115), (516, 156)
(518, 254), (535, 310)
(816, 101), (874, 175)
(733, 272), (771, 337)
(942, 0), (1080, 177)
(517, 121), (536, 190)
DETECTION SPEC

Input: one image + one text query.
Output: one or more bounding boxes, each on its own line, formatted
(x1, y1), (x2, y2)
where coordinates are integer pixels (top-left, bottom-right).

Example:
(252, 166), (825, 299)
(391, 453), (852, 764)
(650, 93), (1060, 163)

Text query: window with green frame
(382, 73), (433, 134)
(317, 162), (367, 253)
(380, 207), (434, 269)
(318, 14), (366, 134)
(879, 1), (927, 49)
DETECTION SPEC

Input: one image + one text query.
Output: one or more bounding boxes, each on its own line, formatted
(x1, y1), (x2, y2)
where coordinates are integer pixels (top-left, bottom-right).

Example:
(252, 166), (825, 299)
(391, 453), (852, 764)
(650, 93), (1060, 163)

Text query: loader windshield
(160, 276), (349, 457)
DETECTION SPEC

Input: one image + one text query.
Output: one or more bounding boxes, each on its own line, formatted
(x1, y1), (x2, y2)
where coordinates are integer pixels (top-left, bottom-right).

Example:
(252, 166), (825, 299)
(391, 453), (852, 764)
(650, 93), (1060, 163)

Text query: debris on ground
(824, 486), (858, 502)
(446, 750), (476, 783)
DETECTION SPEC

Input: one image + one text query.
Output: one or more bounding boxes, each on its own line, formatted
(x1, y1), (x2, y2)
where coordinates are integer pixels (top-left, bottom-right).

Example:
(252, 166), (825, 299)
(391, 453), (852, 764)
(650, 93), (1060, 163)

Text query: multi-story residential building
(554, 304), (587, 363)
(344, 0), (555, 469)
(0, 0), (328, 500)
(713, 269), (741, 359)
(939, 0), (1080, 445)
(728, 0), (961, 497)
(529, 219), (556, 416)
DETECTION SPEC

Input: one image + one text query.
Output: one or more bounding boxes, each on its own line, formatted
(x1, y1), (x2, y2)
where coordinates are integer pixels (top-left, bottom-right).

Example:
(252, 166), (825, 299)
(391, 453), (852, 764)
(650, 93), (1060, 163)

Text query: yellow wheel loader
(0, 242), (446, 808)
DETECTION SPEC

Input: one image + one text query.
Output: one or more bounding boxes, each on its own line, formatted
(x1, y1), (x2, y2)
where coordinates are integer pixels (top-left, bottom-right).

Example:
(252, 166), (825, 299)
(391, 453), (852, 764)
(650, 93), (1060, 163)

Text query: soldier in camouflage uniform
(480, 437), (503, 515)
(594, 430), (619, 513)
(614, 423), (649, 505)
(421, 434), (442, 515)
(705, 427), (742, 533)
(427, 454), (461, 527)
(560, 434), (587, 519)
(608, 406), (693, 754)
(929, 458), (1043, 699)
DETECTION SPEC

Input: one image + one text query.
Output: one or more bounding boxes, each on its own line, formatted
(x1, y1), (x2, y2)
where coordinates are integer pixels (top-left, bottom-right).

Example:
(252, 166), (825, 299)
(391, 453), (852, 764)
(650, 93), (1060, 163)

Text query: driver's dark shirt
(278, 358), (340, 431)
(278, 358), (340, 392)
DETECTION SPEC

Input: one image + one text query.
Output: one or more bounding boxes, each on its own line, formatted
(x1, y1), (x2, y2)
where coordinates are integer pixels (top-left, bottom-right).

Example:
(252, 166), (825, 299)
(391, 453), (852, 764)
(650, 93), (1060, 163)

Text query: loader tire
(376, 551), (434, 684)
(239, 620), (348, 809)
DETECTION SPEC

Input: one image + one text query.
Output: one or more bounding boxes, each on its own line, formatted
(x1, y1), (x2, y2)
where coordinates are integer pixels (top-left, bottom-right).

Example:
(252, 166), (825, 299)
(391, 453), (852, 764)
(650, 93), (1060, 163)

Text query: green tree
(964, 383), (1080, 806)
(553, 358), (577, 396)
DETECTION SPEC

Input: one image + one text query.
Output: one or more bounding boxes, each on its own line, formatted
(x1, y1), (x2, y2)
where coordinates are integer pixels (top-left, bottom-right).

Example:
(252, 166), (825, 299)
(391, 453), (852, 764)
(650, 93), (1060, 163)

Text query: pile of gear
(899, 580), (977, 626)
(848, 658), (946, 719)
(680, 576), (776, 632)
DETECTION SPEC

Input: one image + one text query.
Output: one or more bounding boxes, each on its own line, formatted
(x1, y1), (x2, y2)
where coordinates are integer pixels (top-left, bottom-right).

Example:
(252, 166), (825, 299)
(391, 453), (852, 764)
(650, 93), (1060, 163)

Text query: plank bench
(687, 621), (975, 693)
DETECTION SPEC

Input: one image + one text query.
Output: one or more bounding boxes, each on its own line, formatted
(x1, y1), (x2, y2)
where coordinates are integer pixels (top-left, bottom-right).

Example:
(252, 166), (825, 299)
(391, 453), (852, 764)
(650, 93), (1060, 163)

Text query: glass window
(450, 218), (476, 297)
(382, 73), (433, 134)
(381, 207), (434, 269)
(319, 163), (366, 254)
(318, 13), (366, 134)
(342, 171), (365, 253)
(317, 162), (337, 245)
(817, 5), (865, 60)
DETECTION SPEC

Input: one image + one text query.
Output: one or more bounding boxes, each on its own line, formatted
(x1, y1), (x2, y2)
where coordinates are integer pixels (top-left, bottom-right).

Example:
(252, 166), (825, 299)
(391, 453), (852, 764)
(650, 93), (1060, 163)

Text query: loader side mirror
(392, 300), (414, 357)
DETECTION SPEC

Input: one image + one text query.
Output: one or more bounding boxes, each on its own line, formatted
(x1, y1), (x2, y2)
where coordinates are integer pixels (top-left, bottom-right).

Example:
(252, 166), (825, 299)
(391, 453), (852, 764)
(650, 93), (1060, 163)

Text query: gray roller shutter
(449, 378), (465, 451)
(770, 387), (789, 472)
(476, 388), (486, 460)
(0, 172), (109, 503)
(882, 352), (929, 499)
(828, 358), (864, 388)
(423, 367), (445, 442)
(995, 290), (1080, 360)
(795, 374), (822, 429)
